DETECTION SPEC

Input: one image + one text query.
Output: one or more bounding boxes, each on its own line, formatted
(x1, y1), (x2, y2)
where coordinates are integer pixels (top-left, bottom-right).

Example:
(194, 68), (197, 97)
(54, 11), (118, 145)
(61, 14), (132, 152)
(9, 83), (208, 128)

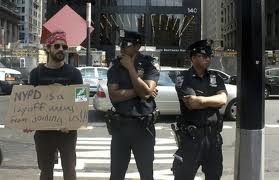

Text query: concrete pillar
(14, 24), (18, 42)
(3, 20), (7, 45)
(8, 23), (13, 43)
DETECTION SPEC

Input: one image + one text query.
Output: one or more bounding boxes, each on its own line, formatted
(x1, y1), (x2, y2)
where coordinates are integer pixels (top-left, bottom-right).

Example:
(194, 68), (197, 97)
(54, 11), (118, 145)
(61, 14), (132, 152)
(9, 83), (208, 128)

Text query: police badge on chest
(209, 74), (217, 87)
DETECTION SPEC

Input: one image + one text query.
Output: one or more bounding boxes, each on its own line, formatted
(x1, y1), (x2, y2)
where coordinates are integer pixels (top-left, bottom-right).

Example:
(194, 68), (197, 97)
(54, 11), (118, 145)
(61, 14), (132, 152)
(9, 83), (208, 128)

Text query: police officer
(107, 30), (160, 180)
(173, 39), (228, 180)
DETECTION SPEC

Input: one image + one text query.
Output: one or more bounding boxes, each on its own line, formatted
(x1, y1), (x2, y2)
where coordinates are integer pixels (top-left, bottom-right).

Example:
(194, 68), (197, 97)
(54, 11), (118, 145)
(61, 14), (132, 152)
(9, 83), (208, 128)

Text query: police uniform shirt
(107, 53), (160, 117)
(175, 67), (227, 127)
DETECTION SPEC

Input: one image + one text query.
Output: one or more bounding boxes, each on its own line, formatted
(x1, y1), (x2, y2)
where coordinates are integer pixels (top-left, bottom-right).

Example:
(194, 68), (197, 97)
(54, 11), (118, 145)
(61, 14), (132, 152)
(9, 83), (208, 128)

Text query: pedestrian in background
(26, 31), (83, 180)
(173, 39), (227, 180)
(106, 29), (160, 180)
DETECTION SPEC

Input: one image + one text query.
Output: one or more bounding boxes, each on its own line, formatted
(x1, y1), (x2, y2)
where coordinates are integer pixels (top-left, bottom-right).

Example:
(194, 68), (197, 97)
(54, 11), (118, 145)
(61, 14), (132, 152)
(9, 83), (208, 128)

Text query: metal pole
(86, 2), (91, 66)
(234, 0), (265, 180)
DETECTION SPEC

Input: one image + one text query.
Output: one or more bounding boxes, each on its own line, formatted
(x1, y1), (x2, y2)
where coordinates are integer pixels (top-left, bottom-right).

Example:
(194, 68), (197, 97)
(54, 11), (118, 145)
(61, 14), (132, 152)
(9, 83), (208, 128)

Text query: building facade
(17, 0), (44, 44)
(202, 0), (223, 49)
(47, 0), (202, 66)
(221, 0), (236, 50)
(202, 0), (236, 50)
(204, 0), (279, 51)
(266, 0), (279, 50)
(0, 0), (19, 46)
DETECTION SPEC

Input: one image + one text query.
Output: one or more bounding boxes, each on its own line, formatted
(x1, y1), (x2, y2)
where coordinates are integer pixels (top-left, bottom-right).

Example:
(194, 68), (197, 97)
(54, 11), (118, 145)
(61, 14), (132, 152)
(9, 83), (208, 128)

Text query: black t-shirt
(29, 63), (83, 133)
(175, 67), (227, 126)
(107, 53), (160, 117)
(30, 63), (83, 86)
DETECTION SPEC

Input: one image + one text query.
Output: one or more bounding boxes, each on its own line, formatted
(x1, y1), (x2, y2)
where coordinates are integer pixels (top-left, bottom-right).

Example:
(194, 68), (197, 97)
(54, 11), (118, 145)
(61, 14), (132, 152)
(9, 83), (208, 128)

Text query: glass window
(80, 68), (96, 78)
(117, 0), (146, 6)
(84, 68), (96, 78)
(167, 70), (183, 83)
(158, 71), (175, 86)
(150, 14), (185, 47)
(269, 69), (279, 76)
(97, 68), (108, 79)
(151, 0), (182, 7)
(116, 13), (144, 31)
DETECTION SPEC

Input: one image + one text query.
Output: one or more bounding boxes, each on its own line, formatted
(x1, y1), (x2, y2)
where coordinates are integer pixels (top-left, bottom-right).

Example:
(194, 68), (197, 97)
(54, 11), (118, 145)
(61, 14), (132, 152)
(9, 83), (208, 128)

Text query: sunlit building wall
(202, 0), (223, 49)
(0, 0), (19, 45)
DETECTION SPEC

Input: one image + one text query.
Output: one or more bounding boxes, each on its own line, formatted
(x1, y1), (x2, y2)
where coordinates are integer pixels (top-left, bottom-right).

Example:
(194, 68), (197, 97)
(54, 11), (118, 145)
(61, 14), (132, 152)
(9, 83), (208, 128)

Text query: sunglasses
(194, 53), (214, 59)
(53, 44), (68, 50)
(119, 41), (133, 48)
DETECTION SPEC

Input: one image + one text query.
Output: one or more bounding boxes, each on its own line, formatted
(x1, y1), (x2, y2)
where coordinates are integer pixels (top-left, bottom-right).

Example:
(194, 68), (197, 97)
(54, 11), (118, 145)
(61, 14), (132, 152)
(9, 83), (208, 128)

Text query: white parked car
(0, 67), (22, 95)
(77, 66), (108, 96)
(93, 67), (237, 121)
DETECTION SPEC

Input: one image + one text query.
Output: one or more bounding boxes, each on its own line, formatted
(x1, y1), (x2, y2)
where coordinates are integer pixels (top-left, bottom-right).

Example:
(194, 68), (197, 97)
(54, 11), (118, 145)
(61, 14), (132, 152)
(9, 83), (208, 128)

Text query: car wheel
(265, 86), (270, 99)
(225, 98), (237, 121)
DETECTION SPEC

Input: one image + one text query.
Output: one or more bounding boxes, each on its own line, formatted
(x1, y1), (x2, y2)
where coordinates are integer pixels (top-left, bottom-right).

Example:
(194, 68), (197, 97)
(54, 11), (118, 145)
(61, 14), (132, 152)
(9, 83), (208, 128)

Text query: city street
(1, 96), (279, 180)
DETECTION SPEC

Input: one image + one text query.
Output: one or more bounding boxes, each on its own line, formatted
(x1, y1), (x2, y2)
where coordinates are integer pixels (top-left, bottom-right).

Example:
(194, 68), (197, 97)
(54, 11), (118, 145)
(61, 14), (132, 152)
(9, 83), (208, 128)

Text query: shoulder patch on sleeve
(175, 71), (184, 88)
(150, 57), (160, 71)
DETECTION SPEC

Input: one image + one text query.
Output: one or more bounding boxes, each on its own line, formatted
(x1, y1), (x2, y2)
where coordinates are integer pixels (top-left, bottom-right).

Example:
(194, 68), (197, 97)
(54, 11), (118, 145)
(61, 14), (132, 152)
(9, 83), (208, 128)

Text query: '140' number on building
(187, 8), (198, 14)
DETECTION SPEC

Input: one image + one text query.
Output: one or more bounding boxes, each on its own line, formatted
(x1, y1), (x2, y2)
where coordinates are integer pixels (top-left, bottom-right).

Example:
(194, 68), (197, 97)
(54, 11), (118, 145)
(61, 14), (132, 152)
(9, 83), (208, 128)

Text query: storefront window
(151, 0), (182, 7)
(100, 13), (144, 45)
(116, 14), (144, 31)
(117, 0), (146, 6)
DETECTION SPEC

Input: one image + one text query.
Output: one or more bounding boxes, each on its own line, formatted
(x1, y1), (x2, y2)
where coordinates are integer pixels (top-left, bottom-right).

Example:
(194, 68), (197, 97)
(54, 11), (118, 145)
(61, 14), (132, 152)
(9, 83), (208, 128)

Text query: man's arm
(183, 90), (227, 110)
(127, 67), (157, 100)
(108, 83), (138, 103)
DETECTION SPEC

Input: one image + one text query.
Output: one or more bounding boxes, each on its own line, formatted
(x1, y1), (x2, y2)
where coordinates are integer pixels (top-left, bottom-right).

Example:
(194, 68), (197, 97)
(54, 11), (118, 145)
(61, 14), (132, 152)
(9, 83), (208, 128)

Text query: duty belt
(179, 124), (218, 139)
(118, 115), (147, 125)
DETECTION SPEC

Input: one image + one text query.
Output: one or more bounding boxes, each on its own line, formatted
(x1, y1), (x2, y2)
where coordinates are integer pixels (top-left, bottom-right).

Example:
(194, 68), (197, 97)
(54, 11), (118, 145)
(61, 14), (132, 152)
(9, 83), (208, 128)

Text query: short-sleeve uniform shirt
(107, 53), (160, 117)
(175, 67), (227, 126)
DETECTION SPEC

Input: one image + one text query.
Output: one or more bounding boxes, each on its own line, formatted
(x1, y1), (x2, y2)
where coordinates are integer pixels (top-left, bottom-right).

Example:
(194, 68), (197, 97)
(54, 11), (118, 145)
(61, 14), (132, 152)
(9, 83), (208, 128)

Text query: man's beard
(50, 51), (65, 62)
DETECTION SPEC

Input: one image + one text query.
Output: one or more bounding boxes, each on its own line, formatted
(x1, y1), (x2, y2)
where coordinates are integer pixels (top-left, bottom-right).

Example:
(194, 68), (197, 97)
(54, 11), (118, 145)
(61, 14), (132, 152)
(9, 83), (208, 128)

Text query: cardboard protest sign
(5, 84), (89, 130)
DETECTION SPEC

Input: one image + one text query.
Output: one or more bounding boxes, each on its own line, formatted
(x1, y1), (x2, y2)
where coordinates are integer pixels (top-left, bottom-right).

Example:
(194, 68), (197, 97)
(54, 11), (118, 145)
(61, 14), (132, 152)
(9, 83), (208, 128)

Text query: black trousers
(110, 121), (155, 180)
(174, 131), (223, 180)
(34, 130), (77, 180)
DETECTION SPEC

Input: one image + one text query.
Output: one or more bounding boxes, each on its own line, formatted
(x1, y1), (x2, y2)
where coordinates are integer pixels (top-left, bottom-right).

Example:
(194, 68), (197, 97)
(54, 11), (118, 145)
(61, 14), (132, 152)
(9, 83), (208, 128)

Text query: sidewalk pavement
(0, 168), (278, 180)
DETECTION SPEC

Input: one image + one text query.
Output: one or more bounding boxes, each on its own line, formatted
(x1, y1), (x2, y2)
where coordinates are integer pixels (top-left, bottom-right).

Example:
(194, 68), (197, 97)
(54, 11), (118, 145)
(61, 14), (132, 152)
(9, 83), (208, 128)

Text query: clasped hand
(119, 54), (136, 69)
(182, 95), (203, 110)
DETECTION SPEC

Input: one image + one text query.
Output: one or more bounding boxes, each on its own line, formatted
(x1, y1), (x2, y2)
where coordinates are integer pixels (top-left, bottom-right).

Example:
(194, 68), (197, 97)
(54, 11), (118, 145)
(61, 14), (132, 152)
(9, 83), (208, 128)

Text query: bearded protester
(25, 31), (83, 180)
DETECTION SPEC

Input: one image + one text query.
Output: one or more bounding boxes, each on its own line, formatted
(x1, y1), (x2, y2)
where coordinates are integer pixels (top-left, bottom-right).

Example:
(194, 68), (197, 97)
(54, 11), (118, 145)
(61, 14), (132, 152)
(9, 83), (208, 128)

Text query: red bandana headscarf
(46, 31), (67, 45)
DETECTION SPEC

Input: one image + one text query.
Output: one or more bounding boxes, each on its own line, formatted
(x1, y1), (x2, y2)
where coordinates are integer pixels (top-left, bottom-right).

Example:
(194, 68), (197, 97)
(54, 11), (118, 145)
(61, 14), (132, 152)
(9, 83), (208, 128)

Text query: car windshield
(97, 68), (108, 79)
(80, 68), (96, 78)
(158, 71), (175, 86)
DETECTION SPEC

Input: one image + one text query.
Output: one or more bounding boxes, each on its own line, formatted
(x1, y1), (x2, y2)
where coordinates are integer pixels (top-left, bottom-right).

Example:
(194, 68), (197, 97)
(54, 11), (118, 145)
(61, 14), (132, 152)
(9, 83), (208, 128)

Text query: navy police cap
(188, 39), (213, 57)
(119, 29), (143, 44)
